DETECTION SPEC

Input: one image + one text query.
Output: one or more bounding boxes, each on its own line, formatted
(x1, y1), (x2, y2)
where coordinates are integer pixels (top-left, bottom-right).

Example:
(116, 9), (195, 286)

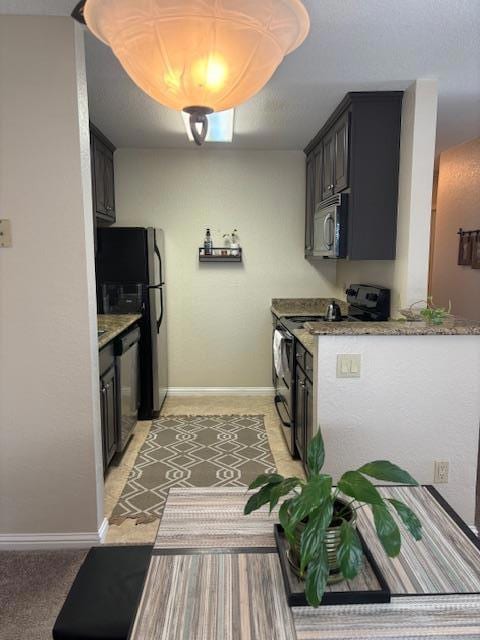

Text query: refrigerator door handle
(154, 240), (164, 284)
(157, 287), (164, 334)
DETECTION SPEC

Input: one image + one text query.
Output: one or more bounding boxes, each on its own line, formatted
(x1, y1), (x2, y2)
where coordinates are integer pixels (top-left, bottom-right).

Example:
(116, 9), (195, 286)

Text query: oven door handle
(274, 395), (291, 428)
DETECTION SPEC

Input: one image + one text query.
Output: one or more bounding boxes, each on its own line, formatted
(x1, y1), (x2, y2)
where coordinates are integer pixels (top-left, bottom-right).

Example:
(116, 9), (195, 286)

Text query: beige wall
(0, 17), (104, 545)
(337, 80), (438, 315)
(430, 138), (480, 320)
(114, 149), (338, 389)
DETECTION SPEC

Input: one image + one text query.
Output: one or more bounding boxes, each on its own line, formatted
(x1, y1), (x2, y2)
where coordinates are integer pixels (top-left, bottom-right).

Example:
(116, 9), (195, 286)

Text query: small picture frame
(458, 232), (472, 266)
(471, 232), (480, 269)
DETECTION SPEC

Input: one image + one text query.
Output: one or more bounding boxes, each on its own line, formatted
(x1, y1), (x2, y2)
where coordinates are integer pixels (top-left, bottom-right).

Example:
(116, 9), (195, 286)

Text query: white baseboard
(168, 387), (275, 397)
(0, 517), (109, 551)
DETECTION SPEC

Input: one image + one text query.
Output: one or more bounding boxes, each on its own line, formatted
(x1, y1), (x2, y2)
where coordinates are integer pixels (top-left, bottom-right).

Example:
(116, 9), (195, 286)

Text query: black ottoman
(53, 545), (152, 640)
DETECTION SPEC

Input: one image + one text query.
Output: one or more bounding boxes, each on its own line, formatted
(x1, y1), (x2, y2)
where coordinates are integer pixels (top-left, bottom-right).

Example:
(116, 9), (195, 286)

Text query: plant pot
(287, 499), (357, 585)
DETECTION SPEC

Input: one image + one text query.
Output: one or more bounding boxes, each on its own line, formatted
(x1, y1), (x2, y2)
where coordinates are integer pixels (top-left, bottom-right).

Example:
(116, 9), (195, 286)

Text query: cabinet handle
(105, 384), (110, 391)
(299, 380), (305, 388)
(101, 386), (106, 394)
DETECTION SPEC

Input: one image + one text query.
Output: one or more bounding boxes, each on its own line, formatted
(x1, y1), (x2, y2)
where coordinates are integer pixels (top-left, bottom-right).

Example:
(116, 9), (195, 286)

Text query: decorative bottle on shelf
(204, 228), (213, 256)
(230, 229), (240, 256)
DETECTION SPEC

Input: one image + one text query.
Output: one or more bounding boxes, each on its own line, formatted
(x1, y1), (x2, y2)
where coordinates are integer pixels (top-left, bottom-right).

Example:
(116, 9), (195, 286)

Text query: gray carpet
(110, 414), (276, 525)
(0, 549), (86, 640)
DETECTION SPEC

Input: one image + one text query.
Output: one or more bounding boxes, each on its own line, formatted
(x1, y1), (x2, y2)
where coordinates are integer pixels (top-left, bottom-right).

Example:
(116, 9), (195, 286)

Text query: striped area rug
(110, 415), (276, 525)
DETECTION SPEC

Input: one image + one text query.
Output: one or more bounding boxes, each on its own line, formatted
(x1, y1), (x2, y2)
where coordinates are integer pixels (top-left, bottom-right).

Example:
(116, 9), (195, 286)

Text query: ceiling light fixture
(77, 0), (310, 146)
(182, 109), (234, 144)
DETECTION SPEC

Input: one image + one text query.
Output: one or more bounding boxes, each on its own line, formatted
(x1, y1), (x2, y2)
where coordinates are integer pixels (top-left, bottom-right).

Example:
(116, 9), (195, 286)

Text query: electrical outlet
(434, 460), (449, 483)
(336, 354), (361, 378)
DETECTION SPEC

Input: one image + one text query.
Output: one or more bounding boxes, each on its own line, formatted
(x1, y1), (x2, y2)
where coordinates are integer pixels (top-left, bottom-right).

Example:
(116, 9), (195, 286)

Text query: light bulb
(192, 55), (228, 92)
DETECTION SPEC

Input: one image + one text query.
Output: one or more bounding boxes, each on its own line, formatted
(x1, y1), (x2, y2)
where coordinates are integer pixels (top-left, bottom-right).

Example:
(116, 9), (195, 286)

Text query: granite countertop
(271, 297), (348, 319)
(98, 314), (142, 349)
(305, 317), (480, 336)
(292, 329), (316, 355)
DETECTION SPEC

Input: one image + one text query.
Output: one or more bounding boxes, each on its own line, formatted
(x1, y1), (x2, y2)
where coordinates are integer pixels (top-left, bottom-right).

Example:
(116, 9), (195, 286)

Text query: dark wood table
(129, 486), (480, 639)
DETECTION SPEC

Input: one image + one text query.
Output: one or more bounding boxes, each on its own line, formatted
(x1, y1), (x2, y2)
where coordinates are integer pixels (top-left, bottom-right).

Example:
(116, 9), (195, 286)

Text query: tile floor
(104, 395), (304, 544)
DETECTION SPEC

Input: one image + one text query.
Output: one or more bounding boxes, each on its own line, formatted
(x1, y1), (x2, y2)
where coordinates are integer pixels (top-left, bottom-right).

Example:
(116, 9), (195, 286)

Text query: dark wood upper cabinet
(313, 145), (323, 208)
(333, 112), (349, 193)
(321, 131), (335, 200)
(304, 91), (403, 260)
(90, 124), (116, 226)
(305, 152), (316, 256)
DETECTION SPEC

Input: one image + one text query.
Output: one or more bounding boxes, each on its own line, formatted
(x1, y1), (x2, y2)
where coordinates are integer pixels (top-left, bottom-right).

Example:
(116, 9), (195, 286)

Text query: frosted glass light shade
(84, 0), (310, 113)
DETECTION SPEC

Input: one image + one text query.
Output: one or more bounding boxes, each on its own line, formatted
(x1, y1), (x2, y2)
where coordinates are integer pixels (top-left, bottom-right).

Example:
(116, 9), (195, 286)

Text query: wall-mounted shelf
(199, 247), (242, 263)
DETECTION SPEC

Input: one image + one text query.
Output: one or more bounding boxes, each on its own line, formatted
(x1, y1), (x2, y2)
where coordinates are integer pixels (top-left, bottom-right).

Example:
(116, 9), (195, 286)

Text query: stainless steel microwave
(312, 193), (348, 258)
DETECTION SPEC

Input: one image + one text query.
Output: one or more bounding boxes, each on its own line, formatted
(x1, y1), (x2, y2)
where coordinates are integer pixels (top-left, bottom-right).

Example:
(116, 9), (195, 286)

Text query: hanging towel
(273, 329), (288, 379)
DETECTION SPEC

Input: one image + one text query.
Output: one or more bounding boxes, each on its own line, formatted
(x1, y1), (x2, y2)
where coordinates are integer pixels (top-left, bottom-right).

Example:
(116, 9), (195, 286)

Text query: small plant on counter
(244, 429), (422, 607)
(420, 297), (452, 325)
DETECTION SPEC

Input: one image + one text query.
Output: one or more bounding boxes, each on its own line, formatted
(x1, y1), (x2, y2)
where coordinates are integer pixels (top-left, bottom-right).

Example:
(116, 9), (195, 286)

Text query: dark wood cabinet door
(100, 382), (107, 472)
(305, 152), (316, 256)
(101, 365), (118, 469)
(103, 151), (115, 220)
(294, 368), (306, 461)
(91, 127), (116, 225)
(314, 145), (323, 208)
(304, 376), (313, 456)
(321, 132), (335, 200)
(334, 112), (349, 193)
(93, 140), (106, 215)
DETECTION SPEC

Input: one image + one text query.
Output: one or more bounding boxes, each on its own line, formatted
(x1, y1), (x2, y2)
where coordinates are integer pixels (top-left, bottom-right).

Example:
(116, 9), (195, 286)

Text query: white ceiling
(2, 0), (480, 153)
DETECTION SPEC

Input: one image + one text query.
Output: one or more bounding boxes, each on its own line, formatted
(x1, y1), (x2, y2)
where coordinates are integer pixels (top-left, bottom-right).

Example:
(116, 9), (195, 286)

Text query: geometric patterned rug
(109, 415), (276, 525)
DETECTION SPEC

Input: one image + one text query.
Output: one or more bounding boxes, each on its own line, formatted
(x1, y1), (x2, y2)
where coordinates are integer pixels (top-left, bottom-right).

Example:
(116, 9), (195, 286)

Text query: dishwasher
(114, 326), (141, 454)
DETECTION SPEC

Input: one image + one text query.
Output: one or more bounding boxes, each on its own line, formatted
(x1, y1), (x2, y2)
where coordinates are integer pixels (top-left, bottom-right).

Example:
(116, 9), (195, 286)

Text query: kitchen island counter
(292, 328), (315, 354)
(305, 317), (480, 336)
(98, 314), (142, 349)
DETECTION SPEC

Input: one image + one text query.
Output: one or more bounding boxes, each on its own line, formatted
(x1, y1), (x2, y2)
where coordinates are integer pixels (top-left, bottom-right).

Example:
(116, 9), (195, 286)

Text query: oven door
(273, 327), (295, 454)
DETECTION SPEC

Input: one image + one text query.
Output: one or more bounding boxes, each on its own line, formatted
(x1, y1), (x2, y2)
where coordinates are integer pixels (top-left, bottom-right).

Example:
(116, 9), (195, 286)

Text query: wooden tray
(274, 524), (391, 607)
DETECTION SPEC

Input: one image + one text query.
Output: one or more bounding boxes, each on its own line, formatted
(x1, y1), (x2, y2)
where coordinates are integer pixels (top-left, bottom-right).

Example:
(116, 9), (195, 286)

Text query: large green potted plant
(244, 429), (422, 606)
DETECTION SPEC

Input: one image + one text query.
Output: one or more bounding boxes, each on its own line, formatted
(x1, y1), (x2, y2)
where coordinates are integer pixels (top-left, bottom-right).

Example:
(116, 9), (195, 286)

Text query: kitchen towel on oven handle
(273, 329), (289, 380)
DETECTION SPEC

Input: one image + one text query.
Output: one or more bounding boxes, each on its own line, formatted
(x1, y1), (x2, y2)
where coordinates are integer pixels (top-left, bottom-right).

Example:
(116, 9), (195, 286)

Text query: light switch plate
(337, 354), (361, 378)
(0, 219), (12, 247)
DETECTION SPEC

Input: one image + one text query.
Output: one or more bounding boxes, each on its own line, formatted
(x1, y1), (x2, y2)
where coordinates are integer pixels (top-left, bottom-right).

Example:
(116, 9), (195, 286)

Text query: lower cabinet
(294, 343), (314, 467)
(99, 342), (118, 473)
(100, 364), (118, 471)
(304, 375), (313, 456)
(294, 368), (306, 461)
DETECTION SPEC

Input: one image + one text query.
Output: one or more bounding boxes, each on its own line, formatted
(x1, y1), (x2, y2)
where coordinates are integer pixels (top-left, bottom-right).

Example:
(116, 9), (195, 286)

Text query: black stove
(281, 284), (390, 332)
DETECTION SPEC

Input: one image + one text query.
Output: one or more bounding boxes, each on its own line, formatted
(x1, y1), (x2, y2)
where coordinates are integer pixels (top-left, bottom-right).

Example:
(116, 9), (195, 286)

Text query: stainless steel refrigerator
(96, 227), (167, 418)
